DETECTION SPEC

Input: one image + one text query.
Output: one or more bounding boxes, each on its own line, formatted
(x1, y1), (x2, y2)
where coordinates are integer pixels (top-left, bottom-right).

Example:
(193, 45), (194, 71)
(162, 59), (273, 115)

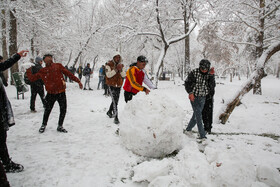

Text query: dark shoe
(30, 109), (37, 113)
(83, 88), (87, 90)
(114, 117), (120, 124)
(106, 111), (113, 118)
(89, 88), (93, 90)
(57, 126), (68, 133)
(39, 125), (46, 133)
(4, 159), (24, 173)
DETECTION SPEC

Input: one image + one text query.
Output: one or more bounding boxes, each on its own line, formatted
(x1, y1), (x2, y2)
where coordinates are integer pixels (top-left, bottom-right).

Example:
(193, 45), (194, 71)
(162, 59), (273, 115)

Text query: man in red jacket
(27, 54), (83, 133)
(123, 55), (156, 102)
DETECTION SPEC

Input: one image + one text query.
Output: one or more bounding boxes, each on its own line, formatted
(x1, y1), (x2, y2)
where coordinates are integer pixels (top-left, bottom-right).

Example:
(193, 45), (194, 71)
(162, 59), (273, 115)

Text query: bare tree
(219, 42), (280, 124)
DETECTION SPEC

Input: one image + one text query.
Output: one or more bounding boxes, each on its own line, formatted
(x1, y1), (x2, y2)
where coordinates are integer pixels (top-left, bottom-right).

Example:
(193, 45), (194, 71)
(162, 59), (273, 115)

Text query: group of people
(0, 50), (215, 186)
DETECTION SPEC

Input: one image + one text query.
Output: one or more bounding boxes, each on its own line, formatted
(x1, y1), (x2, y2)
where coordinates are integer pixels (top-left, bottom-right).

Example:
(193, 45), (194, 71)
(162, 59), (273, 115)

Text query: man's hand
(79, 82), (83, 89)
(144, 88), (150, 95)
(117, 63), (124, 71)
(189, 93), (195, 102)
(18, 50), (29, 57)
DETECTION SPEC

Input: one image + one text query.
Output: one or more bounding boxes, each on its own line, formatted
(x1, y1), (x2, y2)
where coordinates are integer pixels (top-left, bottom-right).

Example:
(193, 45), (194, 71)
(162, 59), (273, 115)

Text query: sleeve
(105, 64), (117, 78)
(26, 67), (41, 82)
(120, 68), (126, 78)
(143, 70), (156, 89)
(0, 53), (21, 71)
(208, 74), (216, 96)
(60, 64), (81, 83)
(126, 67), (145, 91)
(184, 71), (195, 94)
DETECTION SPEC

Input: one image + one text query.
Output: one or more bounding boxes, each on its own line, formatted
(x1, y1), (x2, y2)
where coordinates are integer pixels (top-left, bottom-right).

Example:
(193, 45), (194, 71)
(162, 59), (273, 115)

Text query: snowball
(119, 92), (184, 158)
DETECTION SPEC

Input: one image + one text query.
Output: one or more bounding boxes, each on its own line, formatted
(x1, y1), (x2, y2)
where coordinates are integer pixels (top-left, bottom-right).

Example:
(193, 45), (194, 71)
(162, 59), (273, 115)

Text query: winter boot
(39, 125), (46, 133)
(57, 126), (68, 133)
(106, 111), (113, 118)
(114, 116), (120, 124)
(3, 159), (24, 173)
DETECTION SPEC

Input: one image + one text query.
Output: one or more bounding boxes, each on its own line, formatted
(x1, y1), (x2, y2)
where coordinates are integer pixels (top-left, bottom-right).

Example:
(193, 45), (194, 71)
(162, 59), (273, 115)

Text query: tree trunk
(9, 0), (18, 85)
(219, 42), (280, 124)
(253, 0), (265, 95)
(1, 2), (9, 81)
(183, 1), (191, 78)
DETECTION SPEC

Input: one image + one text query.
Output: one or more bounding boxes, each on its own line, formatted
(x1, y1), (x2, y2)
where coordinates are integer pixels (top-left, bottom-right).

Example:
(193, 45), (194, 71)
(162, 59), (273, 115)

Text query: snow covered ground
(4, 74), (280, 187)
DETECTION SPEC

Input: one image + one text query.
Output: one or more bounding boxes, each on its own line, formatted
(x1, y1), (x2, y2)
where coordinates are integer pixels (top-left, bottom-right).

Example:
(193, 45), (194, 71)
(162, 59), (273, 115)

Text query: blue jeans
(186, 96), (206, 138)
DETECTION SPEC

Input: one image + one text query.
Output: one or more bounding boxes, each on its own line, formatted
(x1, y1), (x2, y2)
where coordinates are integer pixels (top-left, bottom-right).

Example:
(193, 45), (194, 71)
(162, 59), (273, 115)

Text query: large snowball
(119, 92), (184, 158)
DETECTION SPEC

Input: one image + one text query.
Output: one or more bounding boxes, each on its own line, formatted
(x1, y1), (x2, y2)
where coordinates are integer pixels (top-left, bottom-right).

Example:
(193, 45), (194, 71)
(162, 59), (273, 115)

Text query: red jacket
(123, 66), (145, 94)
(27, 62), (80, 94)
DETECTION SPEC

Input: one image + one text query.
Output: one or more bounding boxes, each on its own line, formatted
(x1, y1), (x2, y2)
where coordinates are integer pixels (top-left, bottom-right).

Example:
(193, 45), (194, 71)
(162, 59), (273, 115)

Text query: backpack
(24, 68), (32, 85)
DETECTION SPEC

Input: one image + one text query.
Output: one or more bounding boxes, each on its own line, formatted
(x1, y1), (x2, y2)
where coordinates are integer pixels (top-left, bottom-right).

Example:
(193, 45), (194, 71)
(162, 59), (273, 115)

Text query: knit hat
(137, 55), (148, 63)
(199, 59), (210, 70)
(35, 56), (43, 63)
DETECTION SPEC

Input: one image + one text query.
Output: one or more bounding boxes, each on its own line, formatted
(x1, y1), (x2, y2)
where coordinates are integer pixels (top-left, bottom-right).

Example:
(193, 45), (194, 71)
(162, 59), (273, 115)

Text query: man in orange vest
(123, 55), (156, 103)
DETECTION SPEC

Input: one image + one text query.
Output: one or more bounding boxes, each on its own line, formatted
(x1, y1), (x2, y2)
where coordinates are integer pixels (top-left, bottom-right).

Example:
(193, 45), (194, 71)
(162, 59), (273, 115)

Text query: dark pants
(186, 96), (206, 138)
(202, 95), (214, 132)
(108, 86), (121, 117)
(104, 83), (109, 95)
(78, 74), (82, 81)
(30, 86), (45, 111)
(0, 124), (9, 166)
(42, 92), (67, 127)
(124, 91), (136, 103)
(0, 161), (10, 187)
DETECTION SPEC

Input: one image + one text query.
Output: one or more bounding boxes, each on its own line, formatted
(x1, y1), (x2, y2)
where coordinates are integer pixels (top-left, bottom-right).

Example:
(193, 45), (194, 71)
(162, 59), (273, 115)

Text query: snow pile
(132, 159), (171, 182)
(119, 92), (184, 158)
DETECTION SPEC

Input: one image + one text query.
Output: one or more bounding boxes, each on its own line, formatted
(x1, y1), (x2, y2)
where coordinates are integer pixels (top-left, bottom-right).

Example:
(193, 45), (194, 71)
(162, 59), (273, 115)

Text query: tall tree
(9, 0), (18, 84)
(1, 0), (9, 80)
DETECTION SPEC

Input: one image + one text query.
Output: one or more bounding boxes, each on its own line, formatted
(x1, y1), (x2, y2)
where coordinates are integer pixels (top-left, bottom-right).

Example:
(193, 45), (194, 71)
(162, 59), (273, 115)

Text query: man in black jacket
(30, 57), (46, 112)
(0, 56), (8, 87)
(184, 59), (213, 139)
(0, 50), (28, 182)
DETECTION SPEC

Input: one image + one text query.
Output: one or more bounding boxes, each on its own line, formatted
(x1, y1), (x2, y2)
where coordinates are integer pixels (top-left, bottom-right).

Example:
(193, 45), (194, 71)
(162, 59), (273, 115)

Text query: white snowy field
(4, 74), (280, 187)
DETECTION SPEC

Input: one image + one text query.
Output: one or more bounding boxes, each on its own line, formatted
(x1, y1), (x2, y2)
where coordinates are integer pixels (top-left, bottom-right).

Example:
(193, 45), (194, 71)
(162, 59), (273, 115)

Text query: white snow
(4, 74), (280, 187)
(120, 92), (184, 158)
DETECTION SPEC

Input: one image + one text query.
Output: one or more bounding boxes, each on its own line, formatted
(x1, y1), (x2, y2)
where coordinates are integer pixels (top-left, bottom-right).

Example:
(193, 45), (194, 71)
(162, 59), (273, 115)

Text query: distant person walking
(77, 65), (83, 81)
(83, 63), (93, 90)
(27, 54), (83, 133)
(105, 54), (126, 124)
(123, 56), (156, 102)
(97, 65), (105, 90)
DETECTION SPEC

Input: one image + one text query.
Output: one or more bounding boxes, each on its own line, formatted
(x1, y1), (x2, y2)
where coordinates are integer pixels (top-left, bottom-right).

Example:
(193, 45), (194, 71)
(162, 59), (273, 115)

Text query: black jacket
(0, 53), (20, 131)
(185, 68), (215, 97)
(0, 53), (21, 71)
(31, 63), (44, 88)
(83, 66), (92, 76)
(0, 72), (8, 87)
